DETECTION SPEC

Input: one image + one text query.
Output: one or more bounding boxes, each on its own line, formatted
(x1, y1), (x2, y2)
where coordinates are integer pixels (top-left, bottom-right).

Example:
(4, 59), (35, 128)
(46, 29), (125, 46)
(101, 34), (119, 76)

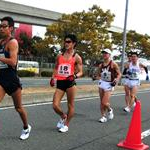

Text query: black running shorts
(0, 68), (22, 95)
(56, 80), (76, 91)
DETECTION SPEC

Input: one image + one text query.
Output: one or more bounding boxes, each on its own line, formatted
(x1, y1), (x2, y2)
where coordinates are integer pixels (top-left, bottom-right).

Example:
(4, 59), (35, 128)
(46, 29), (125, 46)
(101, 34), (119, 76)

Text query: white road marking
(141, 129), (150, 139)
(0, 97), (95, 110)
(0, 89), (149, 110)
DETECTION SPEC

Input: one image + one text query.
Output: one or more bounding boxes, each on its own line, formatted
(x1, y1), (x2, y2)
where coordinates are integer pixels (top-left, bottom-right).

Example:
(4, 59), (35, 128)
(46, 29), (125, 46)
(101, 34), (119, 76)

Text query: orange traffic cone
(117, 100), (149, 150)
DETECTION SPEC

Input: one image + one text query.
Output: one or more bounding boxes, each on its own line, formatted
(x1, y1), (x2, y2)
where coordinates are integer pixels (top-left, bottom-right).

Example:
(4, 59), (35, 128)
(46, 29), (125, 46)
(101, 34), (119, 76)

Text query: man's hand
(111, 78), (118, 87)
(50, 78), (55, 87)
(66, 74), (78, 81)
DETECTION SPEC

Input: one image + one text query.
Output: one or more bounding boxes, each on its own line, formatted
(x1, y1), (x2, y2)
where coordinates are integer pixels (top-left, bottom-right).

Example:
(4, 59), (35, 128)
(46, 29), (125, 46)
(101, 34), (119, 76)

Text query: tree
(111, 30), (150, 58)
(43, 5), (115, 64)
(31, 36), (43, 56)
(31, 35), (58, 63)
(18, 32), (32, 56)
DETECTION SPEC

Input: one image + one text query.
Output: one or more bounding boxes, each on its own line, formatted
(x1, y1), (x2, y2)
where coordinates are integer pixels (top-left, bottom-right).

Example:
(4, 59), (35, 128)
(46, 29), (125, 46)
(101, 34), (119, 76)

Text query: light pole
(121, 0), (129, 73)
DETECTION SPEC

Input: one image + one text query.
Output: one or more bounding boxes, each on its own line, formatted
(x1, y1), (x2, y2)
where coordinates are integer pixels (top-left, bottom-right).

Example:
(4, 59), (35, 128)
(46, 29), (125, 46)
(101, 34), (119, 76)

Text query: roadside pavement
(1, 83), (150, 108)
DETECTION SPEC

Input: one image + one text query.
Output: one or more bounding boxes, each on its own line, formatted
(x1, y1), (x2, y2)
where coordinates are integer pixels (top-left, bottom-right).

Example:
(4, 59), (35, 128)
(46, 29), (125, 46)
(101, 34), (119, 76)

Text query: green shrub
(17, 70), (35, 77)
(41, 71), (53, 77)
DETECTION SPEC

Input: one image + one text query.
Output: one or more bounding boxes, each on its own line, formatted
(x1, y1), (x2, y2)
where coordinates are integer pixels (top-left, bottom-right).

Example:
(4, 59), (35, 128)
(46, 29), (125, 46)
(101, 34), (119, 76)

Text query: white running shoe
(132, 102), (136, 108)
(123, 106), (131, 112)
(59, 125), (68, 133)
(98, 116), (107, 123)
(57, 118), (66, 129)
(20, 124), (31, 140)
(107, 108), (114, 120)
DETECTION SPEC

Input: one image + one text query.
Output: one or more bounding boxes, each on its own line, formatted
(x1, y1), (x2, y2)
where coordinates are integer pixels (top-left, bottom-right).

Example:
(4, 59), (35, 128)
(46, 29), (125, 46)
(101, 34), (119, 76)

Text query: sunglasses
(0, 24), (9, 29)
(65, 40), (72, 43)
(102, 52), (109, 54)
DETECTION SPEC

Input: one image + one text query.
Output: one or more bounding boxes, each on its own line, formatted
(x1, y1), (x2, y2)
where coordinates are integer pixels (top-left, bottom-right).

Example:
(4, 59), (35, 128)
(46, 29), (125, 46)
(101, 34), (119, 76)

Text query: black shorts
(0, 68), (22, 95)
(56, 80), (76, 91)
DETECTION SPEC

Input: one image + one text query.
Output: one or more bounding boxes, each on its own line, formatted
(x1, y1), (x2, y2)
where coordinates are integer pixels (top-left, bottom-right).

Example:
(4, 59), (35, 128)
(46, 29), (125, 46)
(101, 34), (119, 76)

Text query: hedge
(17, 70), (35, 77)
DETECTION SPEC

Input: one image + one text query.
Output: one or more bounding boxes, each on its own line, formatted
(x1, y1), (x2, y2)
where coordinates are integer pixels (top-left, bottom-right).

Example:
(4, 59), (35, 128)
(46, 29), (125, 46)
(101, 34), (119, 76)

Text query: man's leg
(53, 89), (66, 119)
(124, 85), (130, 106)
(99, 90), (112, 122)
(129, 86), (138, 109)
(12, 88), (31, 140)
(11, 88), (28, 128)
(65, 85), (76, 127)
(101, 91), (112, 112)
(99, 88), (105, 117)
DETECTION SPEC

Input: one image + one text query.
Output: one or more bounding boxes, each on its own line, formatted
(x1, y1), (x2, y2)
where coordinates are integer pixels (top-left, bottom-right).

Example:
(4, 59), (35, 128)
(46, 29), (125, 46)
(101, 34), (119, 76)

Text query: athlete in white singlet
(123, 51), (149, 112)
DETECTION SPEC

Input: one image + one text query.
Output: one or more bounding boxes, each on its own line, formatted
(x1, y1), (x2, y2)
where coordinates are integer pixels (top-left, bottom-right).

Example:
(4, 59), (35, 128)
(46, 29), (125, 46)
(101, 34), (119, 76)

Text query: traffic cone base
(117, 101), (149, 150)
(117, 140), (149, 150)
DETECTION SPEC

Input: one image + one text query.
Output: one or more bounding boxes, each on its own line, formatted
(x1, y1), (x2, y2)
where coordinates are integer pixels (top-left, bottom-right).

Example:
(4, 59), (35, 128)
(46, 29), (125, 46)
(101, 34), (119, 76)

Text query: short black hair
(1, 16), (14, 27)
(64, 34), (77, 47)
(130, 51), (139, 57)
(127, 52), (132, 57)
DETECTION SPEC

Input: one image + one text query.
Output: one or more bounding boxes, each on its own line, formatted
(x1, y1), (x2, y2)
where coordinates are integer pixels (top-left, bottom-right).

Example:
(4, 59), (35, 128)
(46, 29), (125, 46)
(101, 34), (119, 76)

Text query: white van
(17, 60), (39, 74)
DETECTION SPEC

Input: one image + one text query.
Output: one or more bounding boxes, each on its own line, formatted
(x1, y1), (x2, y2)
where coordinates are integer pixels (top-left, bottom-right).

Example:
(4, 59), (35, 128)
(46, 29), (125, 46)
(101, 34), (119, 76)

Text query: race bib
(128, 68), (139, 79)
(101, 72), (111, 81)
(0, 53), (8, 69)
(101, 68), (111, 81)
(58, 64), (71, 77)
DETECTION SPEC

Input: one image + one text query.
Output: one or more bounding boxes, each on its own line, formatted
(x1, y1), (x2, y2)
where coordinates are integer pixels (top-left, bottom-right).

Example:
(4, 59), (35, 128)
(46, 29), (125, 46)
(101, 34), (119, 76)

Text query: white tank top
(128, 62), (141, 79)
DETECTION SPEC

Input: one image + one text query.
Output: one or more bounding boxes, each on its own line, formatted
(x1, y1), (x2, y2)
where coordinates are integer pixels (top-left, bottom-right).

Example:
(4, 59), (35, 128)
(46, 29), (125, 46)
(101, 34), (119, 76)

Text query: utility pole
(121, 0), (129, 73)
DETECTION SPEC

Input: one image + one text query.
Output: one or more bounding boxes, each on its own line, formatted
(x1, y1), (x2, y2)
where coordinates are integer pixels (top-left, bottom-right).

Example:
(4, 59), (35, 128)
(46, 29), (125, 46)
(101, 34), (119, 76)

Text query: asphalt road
(20, 77), (95, 88)
(0, 90), (150, 150)
(20, 77), (150, 88)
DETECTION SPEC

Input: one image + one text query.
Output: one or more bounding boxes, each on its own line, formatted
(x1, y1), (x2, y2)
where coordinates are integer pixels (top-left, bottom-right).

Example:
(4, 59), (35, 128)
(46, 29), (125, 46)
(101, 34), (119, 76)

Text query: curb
(1, 83), (150, 108)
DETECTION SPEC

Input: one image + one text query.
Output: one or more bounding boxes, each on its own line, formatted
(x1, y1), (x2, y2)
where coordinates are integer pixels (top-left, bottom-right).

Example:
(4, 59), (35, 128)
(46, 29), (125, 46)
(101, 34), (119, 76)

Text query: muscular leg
(53, 88), (66, 119)
(99, 88), (106, 116)
(124, 85), (130, 106)
(11, 88), (28, 128)
(65, 85), (76, 126)
(129, 86), (138, 108)
(101, 91), (112, 113)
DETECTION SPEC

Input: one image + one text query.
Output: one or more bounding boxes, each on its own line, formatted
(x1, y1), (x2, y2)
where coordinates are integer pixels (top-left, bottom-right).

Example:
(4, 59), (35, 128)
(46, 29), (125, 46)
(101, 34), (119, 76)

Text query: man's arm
(75, 54), (83, 78)
(114, 62), (122, 81)
(122, 63), (129, 76)
(140, 63), (148, 74)
(0, 39), (18, 67)
(110, 62), (122, 86)
(140, 63), (149, 80)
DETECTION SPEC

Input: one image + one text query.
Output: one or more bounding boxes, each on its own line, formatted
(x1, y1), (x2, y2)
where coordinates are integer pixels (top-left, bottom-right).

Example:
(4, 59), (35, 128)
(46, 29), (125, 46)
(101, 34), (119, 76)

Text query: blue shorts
(0, 68), (22, 95)
(56, 80), (76, 91)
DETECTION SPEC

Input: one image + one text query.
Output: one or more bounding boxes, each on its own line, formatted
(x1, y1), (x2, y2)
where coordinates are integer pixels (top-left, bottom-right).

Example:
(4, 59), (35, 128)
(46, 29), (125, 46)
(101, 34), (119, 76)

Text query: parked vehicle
(17, 60), (39, 75)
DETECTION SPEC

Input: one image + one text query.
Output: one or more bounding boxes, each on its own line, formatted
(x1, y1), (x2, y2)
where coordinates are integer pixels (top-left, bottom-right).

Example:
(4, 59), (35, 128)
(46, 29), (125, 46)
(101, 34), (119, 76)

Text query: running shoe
(57, 118), (66, 129)
(59, 125), (68, 133)
(123, 106), (131, 112)
(132, 102), (136, 108)
(107, 108), (114, 120)
(98, 116), (107, 123)
(20, 124), (31, 140)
